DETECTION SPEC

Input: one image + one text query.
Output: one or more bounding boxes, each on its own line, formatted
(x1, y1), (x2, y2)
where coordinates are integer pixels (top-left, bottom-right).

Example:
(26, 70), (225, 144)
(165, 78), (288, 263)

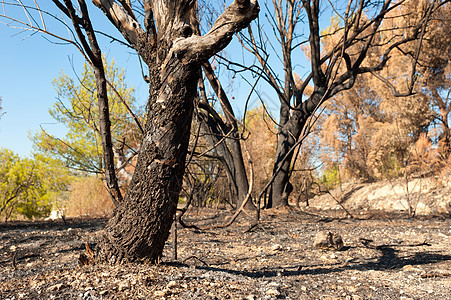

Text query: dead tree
(58, 0), (124, 206)
(91, 0), (259, 263)
(197, 61), (253, 209)
(235, 0), (441, 207)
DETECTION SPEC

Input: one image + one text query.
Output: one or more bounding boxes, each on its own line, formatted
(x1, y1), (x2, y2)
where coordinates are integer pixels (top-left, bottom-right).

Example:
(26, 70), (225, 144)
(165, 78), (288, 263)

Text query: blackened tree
(236, 0), (441, 207)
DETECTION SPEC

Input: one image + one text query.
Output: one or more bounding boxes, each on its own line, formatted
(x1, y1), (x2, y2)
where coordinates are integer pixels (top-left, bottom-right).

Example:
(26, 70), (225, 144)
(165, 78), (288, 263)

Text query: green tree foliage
(32, 59), (142, 177)
(0, 148), (70, 220)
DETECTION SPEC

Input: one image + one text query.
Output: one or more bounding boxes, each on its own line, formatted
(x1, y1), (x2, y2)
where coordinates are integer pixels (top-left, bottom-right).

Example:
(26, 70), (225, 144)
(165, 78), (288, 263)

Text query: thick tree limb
(92, 0), (144, 45)
(165, 0), (259, 65)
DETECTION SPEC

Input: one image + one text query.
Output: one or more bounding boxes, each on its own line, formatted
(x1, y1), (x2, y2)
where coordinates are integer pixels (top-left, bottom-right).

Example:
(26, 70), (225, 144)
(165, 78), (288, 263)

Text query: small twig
(291, 207), (331, 221)
(12, 251), (17, 270)
(85, 239), (95, 260)
(421, 272), (451, 278)
(324, 189), (355, 219)
(182, 256), (209, 266)
(173, 214), (178, 261)
(244, 222), (259, 233)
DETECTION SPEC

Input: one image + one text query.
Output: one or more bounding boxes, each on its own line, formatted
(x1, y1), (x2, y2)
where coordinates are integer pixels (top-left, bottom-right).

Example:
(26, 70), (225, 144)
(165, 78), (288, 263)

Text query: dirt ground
(1, 208), (450, 299)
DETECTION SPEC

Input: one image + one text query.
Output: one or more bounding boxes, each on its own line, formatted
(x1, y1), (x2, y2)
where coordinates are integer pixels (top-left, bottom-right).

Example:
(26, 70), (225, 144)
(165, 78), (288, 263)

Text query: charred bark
(92, 0), (259, 263)
(92, 62), (123, 206)
(268, 107), (305, 208)
(198, 62), (252, 209)
(99, 57), (199, 263)
(269, 136), (295, 208)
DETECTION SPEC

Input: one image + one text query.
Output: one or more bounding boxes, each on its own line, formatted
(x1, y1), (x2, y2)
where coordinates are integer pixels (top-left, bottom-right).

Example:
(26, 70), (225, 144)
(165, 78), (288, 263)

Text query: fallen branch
(421, 271), (451, 278)
(359, 238), (431, 249)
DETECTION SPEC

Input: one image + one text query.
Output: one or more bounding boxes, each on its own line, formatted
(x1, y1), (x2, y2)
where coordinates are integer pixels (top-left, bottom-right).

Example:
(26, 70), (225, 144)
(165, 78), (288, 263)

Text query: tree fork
(93, 0), (259, 263)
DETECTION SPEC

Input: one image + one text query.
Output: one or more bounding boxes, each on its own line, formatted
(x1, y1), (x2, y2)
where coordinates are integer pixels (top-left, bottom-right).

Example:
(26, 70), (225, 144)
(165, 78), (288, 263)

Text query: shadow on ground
(191, 248), (451, 279)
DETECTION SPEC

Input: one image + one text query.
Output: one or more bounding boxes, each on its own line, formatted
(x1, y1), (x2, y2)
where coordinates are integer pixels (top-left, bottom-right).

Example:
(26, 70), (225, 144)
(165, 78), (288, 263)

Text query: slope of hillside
(304, 174), (451, 216)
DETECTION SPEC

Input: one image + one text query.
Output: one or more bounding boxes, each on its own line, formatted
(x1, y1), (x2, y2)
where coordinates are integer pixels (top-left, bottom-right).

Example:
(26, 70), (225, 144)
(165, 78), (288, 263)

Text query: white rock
(272, 244), (282, 251)
(167, 280), (177, 289)
(118, 281), (129, 291)
(266, 288), (280, 296)
(45, 210), (64, 220)
(415, 202), (432, 215)
(83, 290), (97, 299)
(47, 283), (64, 291)
(154, 290), (167, 297)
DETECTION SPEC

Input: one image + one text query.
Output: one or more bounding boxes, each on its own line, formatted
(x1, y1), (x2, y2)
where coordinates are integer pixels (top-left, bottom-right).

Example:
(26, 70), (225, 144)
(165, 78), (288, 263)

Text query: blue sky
(0, 2), (154, 157)
(0, 25), (254, 158)
(0, 28), (71, 157)
(0, 12), (260, 158)
(0, 30), (152, 157)
(0, 1), (322, 158)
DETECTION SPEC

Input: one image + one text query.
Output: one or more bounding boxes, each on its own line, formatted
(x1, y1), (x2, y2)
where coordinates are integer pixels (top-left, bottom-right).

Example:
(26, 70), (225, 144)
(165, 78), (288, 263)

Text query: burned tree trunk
(99, 57), (199, 263)
(198, 62), (252, 209)
(260, 0), (438, 208)
(269, 137), (295, 208)
(93, 0), (259, 263)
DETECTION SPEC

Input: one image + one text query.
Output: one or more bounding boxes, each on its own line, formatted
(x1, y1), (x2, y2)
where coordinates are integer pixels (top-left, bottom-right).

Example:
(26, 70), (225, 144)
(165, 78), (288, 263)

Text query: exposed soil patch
(1, 209), (450, 299)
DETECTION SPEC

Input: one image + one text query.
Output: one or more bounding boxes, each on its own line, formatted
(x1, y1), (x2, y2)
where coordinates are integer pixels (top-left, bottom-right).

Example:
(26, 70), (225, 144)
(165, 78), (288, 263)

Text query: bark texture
(93, 0), (259, 263)
(99, 57), (199, 263)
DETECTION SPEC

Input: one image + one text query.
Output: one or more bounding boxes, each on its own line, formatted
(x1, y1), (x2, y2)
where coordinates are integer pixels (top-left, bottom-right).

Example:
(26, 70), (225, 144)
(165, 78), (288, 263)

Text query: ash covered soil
(1, 208), (450, 299)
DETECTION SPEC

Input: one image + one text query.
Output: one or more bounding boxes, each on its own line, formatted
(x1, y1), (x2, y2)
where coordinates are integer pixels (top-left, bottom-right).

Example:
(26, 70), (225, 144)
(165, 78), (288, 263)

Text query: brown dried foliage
(65, 177), (114, 218)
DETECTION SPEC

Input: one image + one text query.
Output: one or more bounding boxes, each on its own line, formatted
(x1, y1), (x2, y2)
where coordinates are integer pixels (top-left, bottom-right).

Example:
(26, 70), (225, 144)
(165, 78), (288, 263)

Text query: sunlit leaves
(0, 148), (71, 220)
(32, 59), (143, 174)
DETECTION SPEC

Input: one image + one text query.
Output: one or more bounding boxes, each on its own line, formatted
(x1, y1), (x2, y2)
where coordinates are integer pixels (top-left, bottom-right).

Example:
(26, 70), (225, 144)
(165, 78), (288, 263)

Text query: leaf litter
(0, 208), (450, 299)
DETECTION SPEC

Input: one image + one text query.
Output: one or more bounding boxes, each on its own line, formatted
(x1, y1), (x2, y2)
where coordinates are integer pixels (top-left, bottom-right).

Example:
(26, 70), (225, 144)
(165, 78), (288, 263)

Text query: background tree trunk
(199, 62), (252, 209)
(268, 118), (303, 207)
